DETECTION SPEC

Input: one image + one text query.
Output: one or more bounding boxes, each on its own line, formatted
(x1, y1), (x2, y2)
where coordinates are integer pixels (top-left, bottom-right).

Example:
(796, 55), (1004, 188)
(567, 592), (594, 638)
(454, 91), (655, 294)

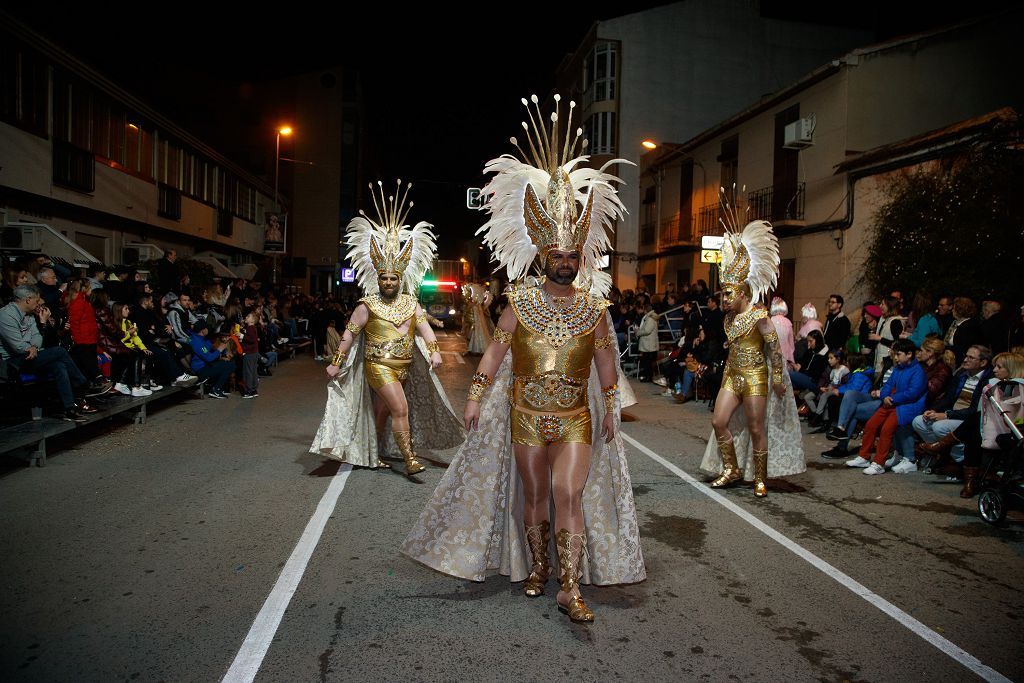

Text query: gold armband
(602, 384), (618, 413)
(426, 340), (440, 354)
(416, 312), (427, 325)
(468, 372), (493, 402)
(772, 364), (784, 385)
(493, 327), (513, 345)
(330, 349), (348, 367)
(594, 334), (615, 350)
(345, 321), (363, 335)
(763, 330), (779, 344)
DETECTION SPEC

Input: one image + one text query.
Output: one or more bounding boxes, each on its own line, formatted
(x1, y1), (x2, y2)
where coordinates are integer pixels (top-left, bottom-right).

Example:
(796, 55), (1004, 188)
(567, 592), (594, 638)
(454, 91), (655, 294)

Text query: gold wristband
(594, 334), (615, 350)
(602, 383), (618, 412)
(426, 340), (440, 354)
(763, 330), (779, 344)
(345, 321), (363, 335)
(493, 327), (513, 345)
(331, 350), (348, 367)
(468, 372), (493, 402)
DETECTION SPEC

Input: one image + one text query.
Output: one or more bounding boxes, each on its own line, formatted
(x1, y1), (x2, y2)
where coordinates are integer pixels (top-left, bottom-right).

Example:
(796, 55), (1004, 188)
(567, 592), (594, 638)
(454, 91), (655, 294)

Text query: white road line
(222, 464), (353, 683)
(620, 432), (1012, 683)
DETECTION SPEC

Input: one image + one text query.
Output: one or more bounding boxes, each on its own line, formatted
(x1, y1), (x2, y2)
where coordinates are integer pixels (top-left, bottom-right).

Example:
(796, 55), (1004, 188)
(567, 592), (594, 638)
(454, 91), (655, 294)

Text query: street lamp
(274, 125), (293, 212)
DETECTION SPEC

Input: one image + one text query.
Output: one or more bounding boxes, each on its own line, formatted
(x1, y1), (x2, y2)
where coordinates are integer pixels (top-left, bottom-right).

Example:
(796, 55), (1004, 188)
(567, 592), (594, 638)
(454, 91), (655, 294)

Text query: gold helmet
(718, 185), (780, 305)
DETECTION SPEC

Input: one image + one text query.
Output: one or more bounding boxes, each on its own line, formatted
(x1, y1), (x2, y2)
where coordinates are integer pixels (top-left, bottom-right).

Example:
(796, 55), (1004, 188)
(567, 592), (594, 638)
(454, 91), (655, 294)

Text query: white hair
(770, 296), (788, 317)
(801, 302), (818, 320)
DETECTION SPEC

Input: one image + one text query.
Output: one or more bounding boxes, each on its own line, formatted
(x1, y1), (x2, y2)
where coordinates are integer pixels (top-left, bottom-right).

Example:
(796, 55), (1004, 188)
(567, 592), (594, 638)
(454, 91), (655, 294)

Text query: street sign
(340, 267), (355, 283)
(701, 235), (725, 250)
(466, 188), (483, 209)
(700, 249), (722, 264)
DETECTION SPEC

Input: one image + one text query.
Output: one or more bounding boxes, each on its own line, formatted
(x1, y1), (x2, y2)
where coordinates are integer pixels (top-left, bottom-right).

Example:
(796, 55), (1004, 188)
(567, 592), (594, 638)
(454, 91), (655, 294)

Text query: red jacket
(68, 295), (99, 345)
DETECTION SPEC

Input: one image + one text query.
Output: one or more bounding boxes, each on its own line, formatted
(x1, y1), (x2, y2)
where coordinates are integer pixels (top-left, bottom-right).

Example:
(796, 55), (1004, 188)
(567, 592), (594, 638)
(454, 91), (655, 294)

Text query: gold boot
(523, 521), (551, 597)
(393, 430), (425, 476)
(555, 528), (594, 623)
(710, 436), (744, 488)
(752, 448), (768, 497)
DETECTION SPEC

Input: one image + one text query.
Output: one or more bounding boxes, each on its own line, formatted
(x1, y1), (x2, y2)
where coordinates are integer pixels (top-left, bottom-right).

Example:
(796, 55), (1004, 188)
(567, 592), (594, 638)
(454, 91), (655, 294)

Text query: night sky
(6, 2), (1005, 258)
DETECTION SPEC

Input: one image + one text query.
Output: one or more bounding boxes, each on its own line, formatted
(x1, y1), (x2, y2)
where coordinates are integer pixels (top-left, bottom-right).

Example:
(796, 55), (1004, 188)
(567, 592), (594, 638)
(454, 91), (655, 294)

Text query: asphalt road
(2, 330), (1022, 682)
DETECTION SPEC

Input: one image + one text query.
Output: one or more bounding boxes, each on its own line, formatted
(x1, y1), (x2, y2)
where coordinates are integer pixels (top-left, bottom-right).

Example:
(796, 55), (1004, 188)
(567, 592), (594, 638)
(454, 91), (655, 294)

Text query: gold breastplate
(726, 306), (767, 369)
(362, 295), (417, 361)
(508, 285), (607, 413)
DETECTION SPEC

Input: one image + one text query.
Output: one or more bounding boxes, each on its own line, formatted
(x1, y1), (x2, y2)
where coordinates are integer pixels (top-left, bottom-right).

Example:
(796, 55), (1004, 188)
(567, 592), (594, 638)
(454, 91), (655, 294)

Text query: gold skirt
(720, 363), (769, 398)
(511, 407), (592, 447)
(365, 358), (411, 390)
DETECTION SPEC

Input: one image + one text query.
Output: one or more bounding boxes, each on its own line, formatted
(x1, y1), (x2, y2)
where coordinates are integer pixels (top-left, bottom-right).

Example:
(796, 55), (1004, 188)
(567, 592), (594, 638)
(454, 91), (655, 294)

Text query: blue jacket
(189, 331), (224, 372)
(879, 358), (928, 425)
(909, 313), (941, 348)
(838, 367), (874, 395)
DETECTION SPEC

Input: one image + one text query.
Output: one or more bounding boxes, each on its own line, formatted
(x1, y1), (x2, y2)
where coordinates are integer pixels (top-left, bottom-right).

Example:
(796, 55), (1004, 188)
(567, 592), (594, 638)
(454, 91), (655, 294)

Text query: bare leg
(369, 394), (391, 469)
(374, 380), (422, 474)
(514, 444), (552, 527)
(743, 395), (769, 496)
(710, 389), (744, 487)
(549, 441), (594, 621)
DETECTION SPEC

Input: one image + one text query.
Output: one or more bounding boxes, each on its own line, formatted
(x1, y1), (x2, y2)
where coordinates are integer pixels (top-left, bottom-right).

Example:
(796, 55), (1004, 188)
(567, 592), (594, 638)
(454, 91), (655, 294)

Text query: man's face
(179, 295), (192, 310)
(167, 251), (177, 262)
(721, 286), (745, 311)
(962, 348), (984, 372)
(378, 273), (400, 299)
(937, 297), (952, 315)
(828, 296), (842, 314)
(39, 270), (57, 285)
(544, 250), (580, 286)
(20, 295), (40, 312)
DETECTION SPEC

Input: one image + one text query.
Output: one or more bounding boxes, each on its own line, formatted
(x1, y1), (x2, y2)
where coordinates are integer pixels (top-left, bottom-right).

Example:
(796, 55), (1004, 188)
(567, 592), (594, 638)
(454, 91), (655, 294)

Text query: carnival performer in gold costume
(309, 181), (465, 476)
(403, 95), (645, 624)
(698, 188), (805, 495)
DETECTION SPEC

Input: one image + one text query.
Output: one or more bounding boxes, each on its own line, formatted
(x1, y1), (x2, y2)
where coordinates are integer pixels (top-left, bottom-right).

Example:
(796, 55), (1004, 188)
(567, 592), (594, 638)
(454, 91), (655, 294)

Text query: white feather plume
(345, 217), (436, 296)
(401, 221), (437, 295)
(738, 220), (780, 305)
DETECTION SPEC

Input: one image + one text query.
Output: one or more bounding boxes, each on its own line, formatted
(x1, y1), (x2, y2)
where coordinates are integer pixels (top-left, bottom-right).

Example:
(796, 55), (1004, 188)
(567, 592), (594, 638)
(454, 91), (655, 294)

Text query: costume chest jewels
(361, 293), (418, 326)
(361, 294), (418, 361)
(508, 285), (607, 413)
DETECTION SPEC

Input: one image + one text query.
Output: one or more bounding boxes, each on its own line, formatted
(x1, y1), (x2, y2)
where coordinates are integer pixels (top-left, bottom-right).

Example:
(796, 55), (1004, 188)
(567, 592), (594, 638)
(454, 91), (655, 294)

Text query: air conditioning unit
(122, 243), (164, 264)
(1, 225), (42, 250)
(783, 117), (815, 150)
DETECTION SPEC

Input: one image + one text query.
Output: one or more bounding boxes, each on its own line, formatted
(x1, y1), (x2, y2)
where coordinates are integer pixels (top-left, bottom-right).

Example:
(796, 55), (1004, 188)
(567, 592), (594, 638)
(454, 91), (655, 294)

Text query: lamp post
(272, 126), (292, 285)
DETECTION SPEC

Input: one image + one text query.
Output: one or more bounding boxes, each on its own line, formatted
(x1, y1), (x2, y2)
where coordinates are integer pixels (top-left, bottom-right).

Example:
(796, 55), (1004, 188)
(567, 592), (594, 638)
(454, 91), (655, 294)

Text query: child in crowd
(241, 310), (260, 398)
(113, 302), (159, 397)
(806, 350), (850, 431)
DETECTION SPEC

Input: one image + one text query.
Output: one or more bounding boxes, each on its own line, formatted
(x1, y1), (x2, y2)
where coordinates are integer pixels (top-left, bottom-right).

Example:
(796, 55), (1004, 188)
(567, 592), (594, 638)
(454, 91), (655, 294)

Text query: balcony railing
(747, 182), (805, 224)
(696, 203), (723, 239)
(659, 215), (695, 247)
(52, 141), (95, 193)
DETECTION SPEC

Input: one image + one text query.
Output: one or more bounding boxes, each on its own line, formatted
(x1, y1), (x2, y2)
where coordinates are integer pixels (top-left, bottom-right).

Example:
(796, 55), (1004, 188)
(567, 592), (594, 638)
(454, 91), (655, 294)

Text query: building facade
(638, 10), (1022, 313)
(554, 0), (873, 289)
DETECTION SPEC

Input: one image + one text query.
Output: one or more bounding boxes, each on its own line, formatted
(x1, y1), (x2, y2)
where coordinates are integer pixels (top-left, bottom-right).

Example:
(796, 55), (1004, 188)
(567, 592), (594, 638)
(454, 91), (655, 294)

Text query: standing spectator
(691, 279), (709, 307)
(636, 301), (659, 382)
(934, 295), (954, 336)
(870, 295), (906, 374)
(158, 249), (181, 294)
(822, 295), (851, 353)
(980, 300), (1010, 354)
(67, 278), (100, 381)
(858, 303), (882, 361)
(189, 319), (233, 398)
(86, 265), (106, 292)
(702, 294), (725, 341)
(846, 339), (927, 475)
(0, 285), (107, 421)
(769, 297), (795, 365)
(240, 310), (260, 398)
(797, 303), (823, 340)
(913, 344), (993, 463)
(944, 297), (983, 366)
(907, 290), (942, 348)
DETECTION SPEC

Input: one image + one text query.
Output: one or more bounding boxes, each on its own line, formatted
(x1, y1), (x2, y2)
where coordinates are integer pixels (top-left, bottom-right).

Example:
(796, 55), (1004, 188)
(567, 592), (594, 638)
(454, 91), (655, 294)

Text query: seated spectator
(113, 302), (158, 396)
(886, 338), (954, 473)
(0, 285), (109, 421)
(944, 297), (983, 366)
(789, 329), (828, 396)
(805, 349), (849, 430)
(1, 266), (31, 303)
(948, 352), (1024, 497)
(35, 266), (64, 312)
(906, 290), (941, 348)
(913, 344), (994, 464)
(189, 319), (234, 398)
(93, 291), (131, 395)
(769, 297), (795, 365)
(822, 294), (851, 354)
(134, 292), (197, 388)
(846, 339), (927, 475)
(657, 323), (697, 396)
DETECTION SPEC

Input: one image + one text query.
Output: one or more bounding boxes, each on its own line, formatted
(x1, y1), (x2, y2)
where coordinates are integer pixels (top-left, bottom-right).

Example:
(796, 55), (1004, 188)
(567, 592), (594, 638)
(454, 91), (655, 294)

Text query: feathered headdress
(345, 180), (437, 296)
(718, 185), (780, 305)
(476, 94), (632, 296)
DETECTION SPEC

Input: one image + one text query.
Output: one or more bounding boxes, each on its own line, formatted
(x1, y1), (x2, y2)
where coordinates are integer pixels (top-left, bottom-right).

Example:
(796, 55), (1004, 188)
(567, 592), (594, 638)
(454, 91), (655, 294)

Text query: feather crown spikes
(718, 184), (780, 305)
(344, 179), (437, 296)
(477, 94), (632, 289)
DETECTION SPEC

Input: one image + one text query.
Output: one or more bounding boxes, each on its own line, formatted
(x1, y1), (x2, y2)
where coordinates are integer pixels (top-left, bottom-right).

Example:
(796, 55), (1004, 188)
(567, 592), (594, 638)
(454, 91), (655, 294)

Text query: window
(53, 71), (92, 150)
(585, 111), (616, 155)
(584, 42), (617, 106)
(0, 42), (48, 137)
(158, 138), (182, 189)
(718, 135), (738, 194)
(773, 105), (800, 220)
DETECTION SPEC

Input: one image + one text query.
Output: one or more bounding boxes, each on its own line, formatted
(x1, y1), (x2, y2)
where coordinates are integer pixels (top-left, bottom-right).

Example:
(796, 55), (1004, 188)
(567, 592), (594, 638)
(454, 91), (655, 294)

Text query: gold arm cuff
(345, 321), (363, 335)
(331, 350), (348, 367)
(416, 312), (427, 325)
(426, 340), (440, 354)
(763, 330), (779, 344)
(493, 327), (513, 345)
(601, 383), (618, 413)
(594, 334), (615, 350)
(468, 372), (493, 402)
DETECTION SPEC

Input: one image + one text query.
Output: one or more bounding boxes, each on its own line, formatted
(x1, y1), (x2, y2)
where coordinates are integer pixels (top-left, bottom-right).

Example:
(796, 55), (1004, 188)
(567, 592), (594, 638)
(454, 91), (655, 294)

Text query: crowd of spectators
(1, 251), (360, 423)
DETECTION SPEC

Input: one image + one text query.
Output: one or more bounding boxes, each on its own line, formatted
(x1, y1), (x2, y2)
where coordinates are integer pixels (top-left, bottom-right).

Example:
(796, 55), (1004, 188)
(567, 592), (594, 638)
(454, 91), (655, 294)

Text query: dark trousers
(196, 361), (233, 391)
(149, 346), (181, 383)
(16, 346), (87, 409)
(242, 354), (258, 392)
(70, 343), (99, 380)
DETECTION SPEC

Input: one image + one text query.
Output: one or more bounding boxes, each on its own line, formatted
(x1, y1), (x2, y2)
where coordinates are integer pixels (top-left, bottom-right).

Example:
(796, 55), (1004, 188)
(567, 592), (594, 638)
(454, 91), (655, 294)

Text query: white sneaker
(884, 453), (898, 468)
(863, 462), (885, 475)
(277, 337), (290, 345)
(114, 383), (131, 395)
(845, 455), (871, 468)
(892, 459), (918, 474)
(147, 382), (164, 391)
(131, 386), (153, 397)
(653, 377), (668, 387)
(661, 389), (674, 397)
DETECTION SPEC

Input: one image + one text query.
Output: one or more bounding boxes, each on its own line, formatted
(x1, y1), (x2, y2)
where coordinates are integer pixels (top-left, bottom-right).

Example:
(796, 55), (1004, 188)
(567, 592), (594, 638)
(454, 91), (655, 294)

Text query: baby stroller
(977, 388), (1024, 526)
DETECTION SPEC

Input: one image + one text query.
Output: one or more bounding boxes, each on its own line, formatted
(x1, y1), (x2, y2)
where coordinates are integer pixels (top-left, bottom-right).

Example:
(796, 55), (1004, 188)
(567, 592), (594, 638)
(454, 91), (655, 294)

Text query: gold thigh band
(365, 359), (411, 389)
(721, 365), (769, 398)
(511, 407), (592, 447)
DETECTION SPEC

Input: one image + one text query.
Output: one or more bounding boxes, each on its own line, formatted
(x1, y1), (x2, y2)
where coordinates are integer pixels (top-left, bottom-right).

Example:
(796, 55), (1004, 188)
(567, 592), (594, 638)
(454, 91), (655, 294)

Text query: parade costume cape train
(461, 282), (494, 355)
(309, 180), (464, 467)
(402, 94), (645, 585)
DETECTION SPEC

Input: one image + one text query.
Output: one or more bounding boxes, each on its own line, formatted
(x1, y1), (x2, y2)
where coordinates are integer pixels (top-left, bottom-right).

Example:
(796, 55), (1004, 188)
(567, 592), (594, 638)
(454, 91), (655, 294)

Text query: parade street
(2, 331), (1022, 683)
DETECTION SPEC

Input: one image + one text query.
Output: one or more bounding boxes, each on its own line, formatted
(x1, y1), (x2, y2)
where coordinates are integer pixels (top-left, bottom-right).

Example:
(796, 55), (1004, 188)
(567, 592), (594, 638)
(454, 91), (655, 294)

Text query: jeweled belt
(365, 337), (413, 360)
(730, 346), (766, 370)
(511, 373), (589, 411)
